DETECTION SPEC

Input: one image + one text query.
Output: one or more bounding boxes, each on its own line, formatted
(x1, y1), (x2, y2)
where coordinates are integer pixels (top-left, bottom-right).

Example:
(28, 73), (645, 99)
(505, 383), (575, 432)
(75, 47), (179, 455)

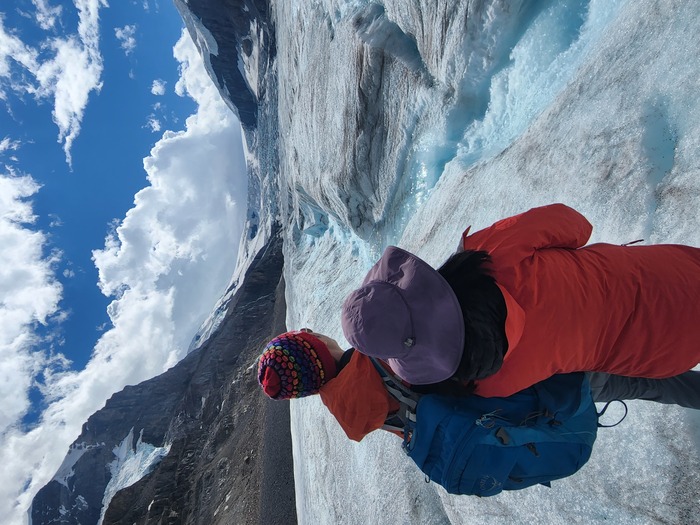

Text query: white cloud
(0, 137), (21, 154)
(32, 0), (63, 30)
(114, 25), (137, 56)
(93, 31), (247, 357)
(146, 100), (166, 132)
(146, 116), (162, 132)
(0, 19), (40, 94)
(0, 29), (248, 524)
(0, 0), (106, 167)
(0, 170), (63, 435)
(48, 213), (62, 228)
(38, 0), (106, 167)
(151, 78), (166, 95)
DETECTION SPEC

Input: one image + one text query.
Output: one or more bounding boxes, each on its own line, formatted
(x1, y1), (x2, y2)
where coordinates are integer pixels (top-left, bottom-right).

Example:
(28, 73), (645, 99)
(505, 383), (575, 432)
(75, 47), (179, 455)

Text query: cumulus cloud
(0, 0), (106, 167)
(92, 30), (247, 361)
(0, 173), (66, 525)
(151, 78), (166, 95)
(114, 24), (137, 56)
(0, 29), (248, 524)
(0, 173), (63, 432)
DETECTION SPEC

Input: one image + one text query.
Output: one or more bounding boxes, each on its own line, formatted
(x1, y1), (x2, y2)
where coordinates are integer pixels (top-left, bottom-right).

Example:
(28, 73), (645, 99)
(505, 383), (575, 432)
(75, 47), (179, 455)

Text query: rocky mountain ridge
(31, 229), (294, 524)
(173, 0), (275, 139)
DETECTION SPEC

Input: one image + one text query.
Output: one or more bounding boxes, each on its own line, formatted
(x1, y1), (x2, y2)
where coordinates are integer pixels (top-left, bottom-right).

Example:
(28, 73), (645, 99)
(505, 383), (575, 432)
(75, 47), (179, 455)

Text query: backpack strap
(369, 356), (419, 409)
(596, 399), (628, 428)
(369, 357), (421, 441)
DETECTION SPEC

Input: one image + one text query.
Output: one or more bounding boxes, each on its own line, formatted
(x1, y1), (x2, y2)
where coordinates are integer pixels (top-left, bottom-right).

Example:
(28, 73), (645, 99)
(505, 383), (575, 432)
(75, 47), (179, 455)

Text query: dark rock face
(174, 0), (275, 137)
(31, 231), (296, 525)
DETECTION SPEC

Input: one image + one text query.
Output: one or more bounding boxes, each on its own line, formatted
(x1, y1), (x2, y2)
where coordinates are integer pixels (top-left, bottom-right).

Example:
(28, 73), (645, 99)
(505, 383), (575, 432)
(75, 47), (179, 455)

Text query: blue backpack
(371, 359), (609, 497)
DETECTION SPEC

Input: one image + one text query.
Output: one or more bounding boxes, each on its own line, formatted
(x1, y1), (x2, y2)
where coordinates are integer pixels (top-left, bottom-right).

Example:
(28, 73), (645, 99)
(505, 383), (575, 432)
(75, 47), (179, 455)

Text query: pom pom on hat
(257, 331), (338, 400)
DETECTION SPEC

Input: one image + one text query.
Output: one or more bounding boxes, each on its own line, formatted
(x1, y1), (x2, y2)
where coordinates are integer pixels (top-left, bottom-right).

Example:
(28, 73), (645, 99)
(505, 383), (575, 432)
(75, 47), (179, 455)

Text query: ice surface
(97, 429), (171, 525)
(272, 0), (700, 523)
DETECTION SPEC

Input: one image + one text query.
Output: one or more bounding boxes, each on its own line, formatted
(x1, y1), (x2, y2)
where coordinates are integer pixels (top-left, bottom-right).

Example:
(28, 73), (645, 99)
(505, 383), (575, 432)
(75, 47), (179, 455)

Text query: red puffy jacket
(467, 203), (700, 397)
(319, 350), (400, 442)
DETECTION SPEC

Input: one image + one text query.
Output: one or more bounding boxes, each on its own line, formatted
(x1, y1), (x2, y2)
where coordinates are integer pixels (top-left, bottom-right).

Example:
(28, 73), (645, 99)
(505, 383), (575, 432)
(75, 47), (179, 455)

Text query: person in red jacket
(341, 203), (700, 404)
(258, 328), (700, 446)
(257, 330), (399, 441)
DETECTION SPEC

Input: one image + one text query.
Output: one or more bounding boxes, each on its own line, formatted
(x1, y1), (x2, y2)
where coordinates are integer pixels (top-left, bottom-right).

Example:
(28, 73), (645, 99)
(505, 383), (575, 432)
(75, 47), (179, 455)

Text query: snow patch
(97, 428), (171, 525)
(237, 19), (261, 99)
(52, 442), (99, 488)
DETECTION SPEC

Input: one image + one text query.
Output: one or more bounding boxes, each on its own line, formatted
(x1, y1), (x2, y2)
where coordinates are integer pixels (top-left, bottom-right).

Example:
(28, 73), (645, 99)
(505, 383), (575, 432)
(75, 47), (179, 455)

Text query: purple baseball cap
(341, 246), (464, 385)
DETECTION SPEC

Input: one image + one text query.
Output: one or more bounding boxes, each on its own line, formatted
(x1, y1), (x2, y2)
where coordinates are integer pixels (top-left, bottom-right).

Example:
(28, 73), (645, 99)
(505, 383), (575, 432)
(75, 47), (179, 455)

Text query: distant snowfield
(276, 0), (700, 523)
(98, 429), (170, 525)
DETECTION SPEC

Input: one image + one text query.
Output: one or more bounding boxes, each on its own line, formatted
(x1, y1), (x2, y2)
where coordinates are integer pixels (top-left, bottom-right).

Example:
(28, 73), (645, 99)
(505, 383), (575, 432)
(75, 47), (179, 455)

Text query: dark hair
(411, 250), (508, 397)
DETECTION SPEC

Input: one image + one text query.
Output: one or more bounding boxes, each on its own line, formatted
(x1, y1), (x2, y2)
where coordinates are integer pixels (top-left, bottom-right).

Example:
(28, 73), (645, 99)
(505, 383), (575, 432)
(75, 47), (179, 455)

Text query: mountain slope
(31, 230), (294, 525)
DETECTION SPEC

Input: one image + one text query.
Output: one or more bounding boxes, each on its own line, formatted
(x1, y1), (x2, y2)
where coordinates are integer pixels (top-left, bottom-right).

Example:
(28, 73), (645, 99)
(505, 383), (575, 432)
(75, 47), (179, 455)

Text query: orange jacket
(467, 203), (700, 397)
(319, 350), (400, 442)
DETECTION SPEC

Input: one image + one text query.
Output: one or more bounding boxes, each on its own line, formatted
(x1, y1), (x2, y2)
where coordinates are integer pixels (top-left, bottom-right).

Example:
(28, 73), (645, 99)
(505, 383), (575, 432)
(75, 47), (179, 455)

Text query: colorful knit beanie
(257, 331), (338, 400)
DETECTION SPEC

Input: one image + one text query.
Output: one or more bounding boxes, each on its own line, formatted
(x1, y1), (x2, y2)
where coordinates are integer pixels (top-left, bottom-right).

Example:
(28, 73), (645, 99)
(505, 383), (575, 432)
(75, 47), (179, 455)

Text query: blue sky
(4, 0), (194, 378)
(0, 1), (247, 522)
